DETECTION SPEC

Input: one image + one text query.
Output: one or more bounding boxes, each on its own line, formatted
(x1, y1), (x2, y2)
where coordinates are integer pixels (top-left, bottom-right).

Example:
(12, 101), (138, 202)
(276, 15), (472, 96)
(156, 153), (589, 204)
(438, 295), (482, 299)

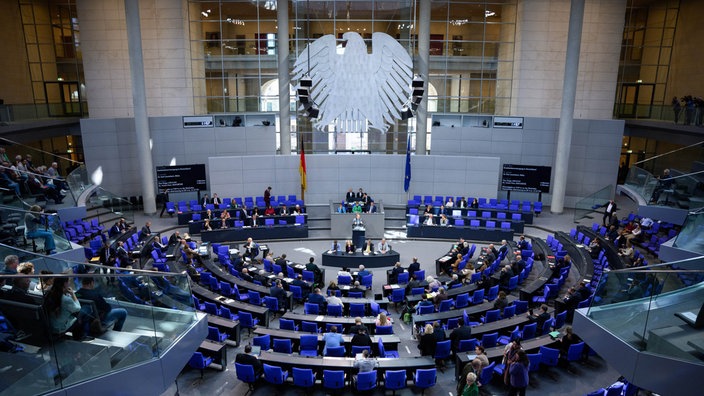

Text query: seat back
(355, 370), (377, 391)
(481, 332), (498, 348)
(503, 305), (516, 319)
(539, 346), (560, 367)
(484, 309), (500, 323)
(263, 364), (287, 385)
(479, 361), (496, 386)
(438, 299), (453, 312)
(327, 304), (342, 317)
(385, 370), (407, 390)
(326, 346), (346, 357)
(457, 338), (477, 352)
(521, 322), (537, 340)
(397, 272), (409, 284)
(414, 368), (437, 389)
(527, 352), (542, 373)
(280, 318), (297, 331)
(235, 363), (257, 383)
(252, 334), (270, 350)
(299, 334), (318, 352)
(292, 367), (315, 387)
(304, 302), (319, 315)
(273, 338), (292, 354)
(513, 300), (529, 314)
(566, 342), (585, 362)
(375, 325), (393, 335)
(434, 340), (451, 359)
(323, 370), (345, 390)
(301, 321), (319, 333)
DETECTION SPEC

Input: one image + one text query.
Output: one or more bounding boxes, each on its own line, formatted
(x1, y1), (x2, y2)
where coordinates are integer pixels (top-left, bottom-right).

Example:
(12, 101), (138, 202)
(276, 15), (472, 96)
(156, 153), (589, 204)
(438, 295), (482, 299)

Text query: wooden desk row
(412, 296), (519, 330)
(258, 350), (436, 376)
(281, 312), (383, 334)
(191, 283), (271, 327)
(253, 327), (401, 352)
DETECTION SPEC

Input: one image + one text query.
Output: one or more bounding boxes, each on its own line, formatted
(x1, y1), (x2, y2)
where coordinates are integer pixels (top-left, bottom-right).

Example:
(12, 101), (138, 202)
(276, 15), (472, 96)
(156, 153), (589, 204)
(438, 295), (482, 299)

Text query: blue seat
(273, 338), (292, 354)
(299, 334), (319, 357)
(565, 341), (585, 369)
(471, 289), (484, 304)
(292, 367), (316, 389)
(263, 296), (280, 314)
(337, 274), (352, 285)
(416, 304), (434, 315)
(301, 321), (319, 334)
(553, 310), (567, 329)
(497, 326), (521, 346)
(263, 363), (289, 385)
(325, 346), (346, 357)
(327, 304), (342, 317)
(485, 285), (499, 301)
(188, 351), (213, 378)
(279, 318), (298, 331)
(482, 309), (500, 323)
(390, 288), (405, 309)
(238, 312), (259, 335)
(499, 305), (515, 320)
(385, 370), (406, 395)
(235, 363), (258, 393)
(378, 337), (399, 358)
(304, 302), (319, 315)
(354, 370), (377, 392)
(323, 370), (346, 391)
(248, 291), (262, 305)
(457, 338), (477, 353)
(207, 326), (228, 342)
(349, 303), (365, 317)
(414, 368), (437, 395)
(444, 317), (459, 331)
(289, 285), (303, 302)
(397, 272), (409, 284)
(438, 299), (453, 312)
(252, 334), (270, 350)
(455, 293), (469, 309)
(520, 322), (537, 340)
(375, 325), (393, 335)
(203, 301), (219, 316)
(513, 300), (529, 315)
(219, 306), (238, 321)
(433, 340), (451, 363)
(479, 361), (496, 387)
(351, 345), (371, 356)
(480, 332), (498, 348)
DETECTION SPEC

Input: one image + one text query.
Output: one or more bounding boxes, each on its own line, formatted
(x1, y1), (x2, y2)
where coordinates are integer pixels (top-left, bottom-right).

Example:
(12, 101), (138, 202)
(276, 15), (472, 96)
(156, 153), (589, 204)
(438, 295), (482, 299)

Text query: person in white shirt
(377, 238), (389, 254)
(445, 197), (454, 207)
(327, 293), (342, 307)
(424, 213), (435, 225)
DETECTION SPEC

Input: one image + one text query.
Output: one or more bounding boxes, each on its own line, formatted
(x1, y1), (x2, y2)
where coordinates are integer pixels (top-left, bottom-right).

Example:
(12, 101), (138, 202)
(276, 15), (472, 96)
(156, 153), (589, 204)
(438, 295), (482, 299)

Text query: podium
(352, 227), (366, 249)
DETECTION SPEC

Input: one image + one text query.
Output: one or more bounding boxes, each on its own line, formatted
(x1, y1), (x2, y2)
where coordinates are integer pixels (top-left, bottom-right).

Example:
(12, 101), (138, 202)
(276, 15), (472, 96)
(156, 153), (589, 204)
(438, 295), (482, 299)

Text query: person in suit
(348, 317), (368, 335)
(269, 280), (287, 312)
(275, 254), (288, 274)
(367, 201), (377, 213)
(307, 288), (327, 311)
(115, 241), (132, 267)
(450, 318), (473, 353)
(108, 222), (121, 237)
(527, 304), (551, 331)
(263, 186), (272, 207)
(279, 204), (289, 215)
(292, 274), (310, 299)
(168, 231), (182, 246)
(330, 240), (341, 253)
(355, 188), (364, 201)
(407, 257), (421, 276)
(211, 193), (222, 206)
(336, 203), (346, 213)
(352, 213), (364, 228)
(362, 239), (374, 254)
(139, 221), (153, 241)
(235, 345), (262, 377)
(350, 326), (373, 350)
(389, 262), (405, 284)
(243, 237), (258, 260)
(345, 188), (356, 203)
(201, 194), (210, 207)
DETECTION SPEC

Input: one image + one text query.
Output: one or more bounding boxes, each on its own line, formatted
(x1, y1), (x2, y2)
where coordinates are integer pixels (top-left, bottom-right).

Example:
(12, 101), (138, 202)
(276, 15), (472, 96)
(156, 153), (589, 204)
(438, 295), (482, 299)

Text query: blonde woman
(418, 323), (437, 356)
(375, 312), (393, 326)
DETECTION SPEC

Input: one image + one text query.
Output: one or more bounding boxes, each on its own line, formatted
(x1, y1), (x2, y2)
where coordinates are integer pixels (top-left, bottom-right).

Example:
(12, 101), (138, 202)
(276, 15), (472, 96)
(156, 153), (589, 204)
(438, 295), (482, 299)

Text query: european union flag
(404, 135), (411, 192)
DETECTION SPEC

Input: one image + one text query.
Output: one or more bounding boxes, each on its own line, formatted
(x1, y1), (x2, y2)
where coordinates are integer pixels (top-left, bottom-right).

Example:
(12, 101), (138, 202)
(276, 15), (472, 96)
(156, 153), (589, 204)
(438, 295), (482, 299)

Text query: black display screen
(156, 164), (207, 192)
(501, 164), (552, 193)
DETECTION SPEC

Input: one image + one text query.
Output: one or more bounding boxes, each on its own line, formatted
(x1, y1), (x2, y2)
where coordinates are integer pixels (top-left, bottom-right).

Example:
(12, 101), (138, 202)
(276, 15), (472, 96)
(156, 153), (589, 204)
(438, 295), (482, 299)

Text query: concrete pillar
(277, 0), (292, 155)
(551, 0), (585, 214)
(124, 0), (156, 214)
(415, 0), (430, 155)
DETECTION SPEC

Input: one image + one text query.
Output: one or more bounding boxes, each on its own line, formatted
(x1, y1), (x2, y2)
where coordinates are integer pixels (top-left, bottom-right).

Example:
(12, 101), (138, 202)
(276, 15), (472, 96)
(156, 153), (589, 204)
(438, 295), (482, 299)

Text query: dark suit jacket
(270, 286), (287, 308)
(235, 353), (262, 374)
(449, 325), (473, 350)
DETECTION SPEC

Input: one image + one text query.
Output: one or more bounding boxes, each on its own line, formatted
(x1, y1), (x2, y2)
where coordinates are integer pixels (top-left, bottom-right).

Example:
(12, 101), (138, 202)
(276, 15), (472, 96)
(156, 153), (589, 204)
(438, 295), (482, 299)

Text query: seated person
(527, 304), (551, 331)
(424, 213), (436, 225)
(220, 210), (231, 228)
(345, 240), (356, 254)
(362, 239), (374, 254)
(24, 205), (56, 254)
(322, 326), (343, 355)
(336, 203), (347, 213)
(242, 237), (258, 260)
(76, 277), (128, 333)
(349, 281), (367, 297)
(377, 238), (390, 254)
(351, 202), (363, 213)
(353, 349), (377, 379)
(264, 205), (276, 216)
(43, 277), (91, 341)
(330, 240), (341, 253)
(235, 345), (263, 377)
(306, 288), (327, 311)
(357, 265), (370, 279)
(389, 262), (405, 284)
(27, 174), (64, 203)
(439, 214), (449, 226)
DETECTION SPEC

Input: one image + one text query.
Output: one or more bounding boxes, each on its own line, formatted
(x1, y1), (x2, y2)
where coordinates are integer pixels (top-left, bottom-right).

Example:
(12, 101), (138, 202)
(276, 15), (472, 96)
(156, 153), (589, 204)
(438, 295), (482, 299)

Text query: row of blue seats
(408, 195), (543, 213)
(408, 215), (516, 230)
(235, 362), (437, 394)
(167, 195), (303, 212)
(64, 219), (104, 244)
(409, 207), (525, 220)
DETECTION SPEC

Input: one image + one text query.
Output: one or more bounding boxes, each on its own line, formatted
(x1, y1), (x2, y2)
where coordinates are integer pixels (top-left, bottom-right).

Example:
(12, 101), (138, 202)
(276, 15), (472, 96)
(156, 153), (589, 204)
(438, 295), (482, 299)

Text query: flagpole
(299, 135), (306, 202)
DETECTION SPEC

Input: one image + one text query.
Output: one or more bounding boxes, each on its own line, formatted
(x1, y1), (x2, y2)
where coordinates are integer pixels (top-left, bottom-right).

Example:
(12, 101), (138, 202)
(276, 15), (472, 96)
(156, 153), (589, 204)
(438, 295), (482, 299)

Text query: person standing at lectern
(352, 213), (364, 228)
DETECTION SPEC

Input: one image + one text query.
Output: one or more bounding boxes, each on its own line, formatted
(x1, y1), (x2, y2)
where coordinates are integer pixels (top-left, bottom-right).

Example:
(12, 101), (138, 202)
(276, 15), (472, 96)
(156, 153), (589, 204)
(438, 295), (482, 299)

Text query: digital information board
(501, 164), (552, 193)
(156, 164), (207, 192)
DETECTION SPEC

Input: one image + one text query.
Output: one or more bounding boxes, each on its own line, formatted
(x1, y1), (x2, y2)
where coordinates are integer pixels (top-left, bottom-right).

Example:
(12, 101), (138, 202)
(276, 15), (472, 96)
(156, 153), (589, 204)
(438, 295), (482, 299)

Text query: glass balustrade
(584, 259), (704, 364)
(573, 184), (613, 222)
(0, 204), (72, 254)
(0, 244), (197, 395)
(672, 209), (704, 255)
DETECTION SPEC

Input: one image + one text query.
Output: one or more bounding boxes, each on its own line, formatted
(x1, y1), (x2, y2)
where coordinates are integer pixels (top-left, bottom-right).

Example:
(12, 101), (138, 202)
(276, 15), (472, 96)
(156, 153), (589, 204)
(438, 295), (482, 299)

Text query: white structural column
(415, 0), (430, 155)
(277, 0), (291, 155)
(124, 0), (156, 214)
(551, 0), (585, 214)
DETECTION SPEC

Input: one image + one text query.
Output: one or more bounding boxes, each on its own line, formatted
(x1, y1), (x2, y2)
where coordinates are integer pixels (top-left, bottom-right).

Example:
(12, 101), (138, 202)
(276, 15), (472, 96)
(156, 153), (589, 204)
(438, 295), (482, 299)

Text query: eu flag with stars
(404, 135), (411, 192)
